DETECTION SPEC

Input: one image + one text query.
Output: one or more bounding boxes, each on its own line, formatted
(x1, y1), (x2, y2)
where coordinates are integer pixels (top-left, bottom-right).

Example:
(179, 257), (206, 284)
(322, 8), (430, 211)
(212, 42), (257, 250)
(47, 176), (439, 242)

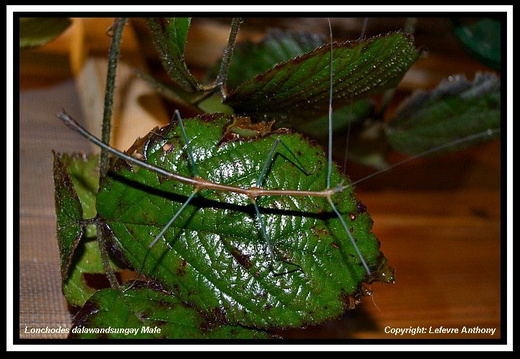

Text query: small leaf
(386, 72), (501, 156)
(145, 18), (202, 93)
(224, 32), (419, 125)
(53, 152), (84, 280)
(69, 283), (276, 339)
(96, 114), (391, 330)
(453, 18), (501, 70)
(62, 153), (100, 220)
(20, 17), (72, 48)
(53, 153), (122, 306)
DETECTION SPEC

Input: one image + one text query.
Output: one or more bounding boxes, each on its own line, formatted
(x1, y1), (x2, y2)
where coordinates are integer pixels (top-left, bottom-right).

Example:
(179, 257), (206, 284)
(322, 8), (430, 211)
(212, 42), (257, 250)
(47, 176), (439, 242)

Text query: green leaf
(224, 32), (419, 126)
(96, 114), (392, 330)
(453, 18), (501, 70)
(53, 153), (122, 306)
(62, 153), (100, 220)
(62, 239), (111, 307)
(19, 17), (72, 48)
(145, 18), (202, 93)
(386, 72), (501, 156)
(69, 283), (276, 339)
(223, 29), (326, 89)
(53, 153), (85, 280)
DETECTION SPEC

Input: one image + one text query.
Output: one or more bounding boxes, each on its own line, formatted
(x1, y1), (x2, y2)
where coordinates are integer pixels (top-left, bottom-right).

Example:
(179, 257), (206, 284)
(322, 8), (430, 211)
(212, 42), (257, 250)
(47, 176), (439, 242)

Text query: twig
(100, 17), (128, 179)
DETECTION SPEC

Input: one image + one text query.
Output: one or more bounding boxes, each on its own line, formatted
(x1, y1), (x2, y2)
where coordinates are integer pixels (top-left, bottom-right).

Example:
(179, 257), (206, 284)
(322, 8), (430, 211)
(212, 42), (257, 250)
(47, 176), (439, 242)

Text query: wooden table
(17, 17), (507, 347)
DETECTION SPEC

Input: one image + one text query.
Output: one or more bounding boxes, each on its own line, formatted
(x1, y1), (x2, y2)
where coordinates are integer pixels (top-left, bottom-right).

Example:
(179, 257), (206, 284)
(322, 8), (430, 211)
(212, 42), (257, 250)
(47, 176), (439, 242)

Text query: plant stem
(214, 17), (243, 99)
(96, 222), (121, 290)
(100, 17), (128, 179)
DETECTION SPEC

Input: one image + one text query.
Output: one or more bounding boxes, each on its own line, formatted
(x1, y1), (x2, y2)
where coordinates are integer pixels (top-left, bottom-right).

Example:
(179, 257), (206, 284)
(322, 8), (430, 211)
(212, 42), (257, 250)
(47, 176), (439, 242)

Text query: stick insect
(57, 17), (500, 331)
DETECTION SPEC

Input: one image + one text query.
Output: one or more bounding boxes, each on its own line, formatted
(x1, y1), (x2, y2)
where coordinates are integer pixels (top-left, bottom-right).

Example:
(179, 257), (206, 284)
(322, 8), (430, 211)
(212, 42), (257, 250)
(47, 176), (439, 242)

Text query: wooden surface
(17, 17), (506, 346)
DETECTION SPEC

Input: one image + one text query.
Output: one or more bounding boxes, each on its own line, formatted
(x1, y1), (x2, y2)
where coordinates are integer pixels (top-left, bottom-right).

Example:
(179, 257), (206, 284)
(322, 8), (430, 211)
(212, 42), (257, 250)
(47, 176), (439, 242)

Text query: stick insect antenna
(342, 18), (369, 173)
(342, 128), (501, 191)
(326, 19), (372, 276)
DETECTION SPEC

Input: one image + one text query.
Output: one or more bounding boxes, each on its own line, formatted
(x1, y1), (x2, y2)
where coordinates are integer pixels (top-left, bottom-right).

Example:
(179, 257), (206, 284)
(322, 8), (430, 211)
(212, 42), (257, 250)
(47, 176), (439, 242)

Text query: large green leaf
(224, 32), (419, 126)
(19, 17), (72, 48)
(69, 283), (275, 339)
(145, 18), (202, 93)
(386, 72), (501, 156)
(96, 114), (392, 330)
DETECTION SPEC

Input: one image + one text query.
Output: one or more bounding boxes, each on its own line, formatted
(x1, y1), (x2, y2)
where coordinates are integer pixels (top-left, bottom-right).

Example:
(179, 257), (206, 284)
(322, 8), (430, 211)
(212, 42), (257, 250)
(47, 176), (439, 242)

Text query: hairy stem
(215, 17), (243, 99)
(100, 17), (128, 179)
(96, 222), (121, 290)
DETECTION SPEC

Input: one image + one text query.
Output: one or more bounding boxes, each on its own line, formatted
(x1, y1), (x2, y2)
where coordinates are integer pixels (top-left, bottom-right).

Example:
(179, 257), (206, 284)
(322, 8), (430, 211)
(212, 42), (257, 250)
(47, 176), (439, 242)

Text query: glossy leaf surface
(96, 114), (392, 330)
(69, 283), (275, 339)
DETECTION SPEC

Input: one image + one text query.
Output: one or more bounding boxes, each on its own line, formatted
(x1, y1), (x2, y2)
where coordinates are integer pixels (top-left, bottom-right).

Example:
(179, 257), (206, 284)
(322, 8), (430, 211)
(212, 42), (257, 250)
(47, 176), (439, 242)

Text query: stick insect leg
(257, 139), (312, 188)
(174, 109), (198, 176)
(329, 200), (371, 275)
(148, 110), (199, 249)
(254, 138), (312, 264)
(252, 202), (275, 260)
(148, 191), (197, 249)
